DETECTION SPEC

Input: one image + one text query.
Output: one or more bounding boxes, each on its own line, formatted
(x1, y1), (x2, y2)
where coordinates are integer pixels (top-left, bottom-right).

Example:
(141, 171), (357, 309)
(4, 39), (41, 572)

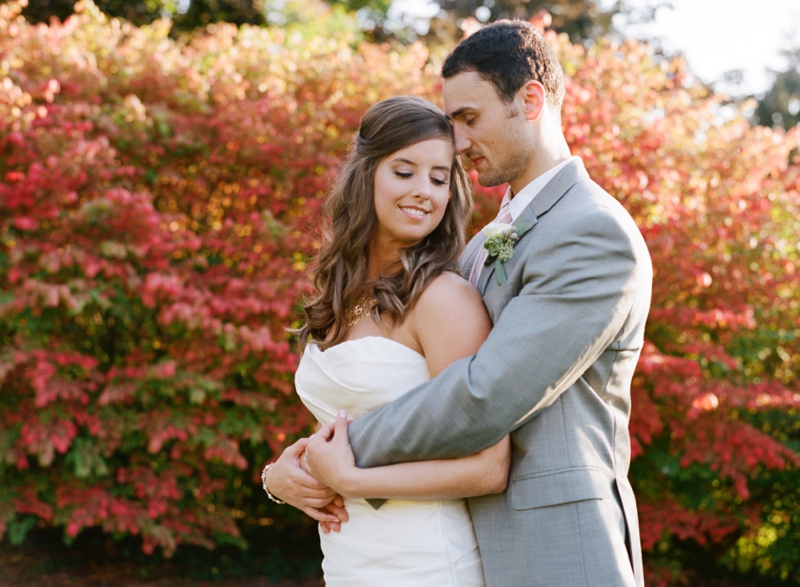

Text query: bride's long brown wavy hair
(297, 96), (472, 350)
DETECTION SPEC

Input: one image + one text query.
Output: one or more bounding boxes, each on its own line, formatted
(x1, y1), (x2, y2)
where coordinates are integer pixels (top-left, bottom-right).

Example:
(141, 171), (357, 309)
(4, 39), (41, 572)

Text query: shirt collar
(501, 156), (580, 221)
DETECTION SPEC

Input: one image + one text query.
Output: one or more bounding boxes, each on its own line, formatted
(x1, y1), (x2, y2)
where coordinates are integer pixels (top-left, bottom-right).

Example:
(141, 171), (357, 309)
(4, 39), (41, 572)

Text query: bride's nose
(411, 177), (432, 200)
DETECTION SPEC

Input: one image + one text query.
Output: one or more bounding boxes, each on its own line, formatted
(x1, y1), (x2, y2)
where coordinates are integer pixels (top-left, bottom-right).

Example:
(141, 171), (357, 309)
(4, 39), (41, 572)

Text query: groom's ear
(519, 80), (546, 122)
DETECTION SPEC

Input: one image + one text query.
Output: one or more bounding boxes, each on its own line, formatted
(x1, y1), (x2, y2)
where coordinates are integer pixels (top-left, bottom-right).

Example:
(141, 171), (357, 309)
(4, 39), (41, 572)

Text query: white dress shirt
(502, 155), (580, 221)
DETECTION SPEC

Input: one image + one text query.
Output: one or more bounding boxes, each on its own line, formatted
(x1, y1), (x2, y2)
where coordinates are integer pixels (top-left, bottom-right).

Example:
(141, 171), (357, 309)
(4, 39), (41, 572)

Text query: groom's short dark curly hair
(442, 19), (565, 111)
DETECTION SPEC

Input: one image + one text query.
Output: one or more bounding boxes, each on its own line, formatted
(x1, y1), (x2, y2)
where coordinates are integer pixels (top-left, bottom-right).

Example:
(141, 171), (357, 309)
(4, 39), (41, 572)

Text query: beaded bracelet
(261, 463), (286, 504)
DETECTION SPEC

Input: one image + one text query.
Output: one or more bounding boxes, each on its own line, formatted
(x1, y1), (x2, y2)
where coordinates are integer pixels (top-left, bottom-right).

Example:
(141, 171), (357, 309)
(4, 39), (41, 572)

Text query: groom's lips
(470, 156), (485, 168)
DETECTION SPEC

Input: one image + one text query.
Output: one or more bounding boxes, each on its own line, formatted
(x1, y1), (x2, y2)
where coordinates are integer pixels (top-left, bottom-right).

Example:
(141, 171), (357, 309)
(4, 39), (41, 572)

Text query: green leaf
(0, 290), (14, 306)
(512, 219), (535, 239)
(67, 438), (110, 479)
(8, 515), (37, 546)
(189, 387), (206, 405)
(494, 259), (507, 286)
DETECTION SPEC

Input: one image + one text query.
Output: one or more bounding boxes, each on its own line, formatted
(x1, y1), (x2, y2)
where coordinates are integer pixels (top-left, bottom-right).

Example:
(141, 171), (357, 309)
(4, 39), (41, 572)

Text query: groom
(276, 19), (651, 587)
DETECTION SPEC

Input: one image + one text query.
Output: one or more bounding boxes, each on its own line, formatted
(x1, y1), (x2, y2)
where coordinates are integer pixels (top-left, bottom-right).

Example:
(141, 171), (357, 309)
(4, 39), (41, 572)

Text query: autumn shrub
(0, 0), (438, 560)
(1, 1), (799, 584)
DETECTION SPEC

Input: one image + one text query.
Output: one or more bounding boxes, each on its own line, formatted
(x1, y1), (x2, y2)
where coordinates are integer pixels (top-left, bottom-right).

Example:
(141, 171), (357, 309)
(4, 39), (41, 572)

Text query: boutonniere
(481, 219), (535, 285)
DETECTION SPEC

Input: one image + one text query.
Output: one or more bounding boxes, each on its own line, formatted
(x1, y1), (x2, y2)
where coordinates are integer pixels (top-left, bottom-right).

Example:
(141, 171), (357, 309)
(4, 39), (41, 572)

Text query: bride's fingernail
(338, 409), (347, 418)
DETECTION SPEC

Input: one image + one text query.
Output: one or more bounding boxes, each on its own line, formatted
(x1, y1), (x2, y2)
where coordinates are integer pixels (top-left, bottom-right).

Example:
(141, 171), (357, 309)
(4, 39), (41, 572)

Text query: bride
(262, 96), (510, 586)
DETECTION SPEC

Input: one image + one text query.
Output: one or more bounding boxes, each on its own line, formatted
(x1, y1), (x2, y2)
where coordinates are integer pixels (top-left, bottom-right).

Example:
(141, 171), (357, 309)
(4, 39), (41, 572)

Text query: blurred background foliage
(9, 0), (800, 130)
(753, 48), (800, 130)
(1, 0), (799, 586)
(9, 0), (639, 41)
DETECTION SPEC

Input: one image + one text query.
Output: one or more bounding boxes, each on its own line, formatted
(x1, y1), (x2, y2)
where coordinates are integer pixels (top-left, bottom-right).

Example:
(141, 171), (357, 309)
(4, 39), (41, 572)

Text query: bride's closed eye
(395, 171), (448, 186)
(394, 171), (450, 186)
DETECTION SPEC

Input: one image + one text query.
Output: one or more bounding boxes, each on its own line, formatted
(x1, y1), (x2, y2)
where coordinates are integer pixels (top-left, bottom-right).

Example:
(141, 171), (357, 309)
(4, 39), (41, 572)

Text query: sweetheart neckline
(307, 335), (427, 362)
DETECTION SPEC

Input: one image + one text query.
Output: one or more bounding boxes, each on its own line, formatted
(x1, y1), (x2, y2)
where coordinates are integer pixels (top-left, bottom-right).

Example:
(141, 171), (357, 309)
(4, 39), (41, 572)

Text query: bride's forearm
(339, 436), (510, 501)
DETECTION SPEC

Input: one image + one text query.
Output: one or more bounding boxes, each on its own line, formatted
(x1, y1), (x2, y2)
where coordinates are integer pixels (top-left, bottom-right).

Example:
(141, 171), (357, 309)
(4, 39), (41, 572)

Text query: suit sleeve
(348, 206), (645, 467)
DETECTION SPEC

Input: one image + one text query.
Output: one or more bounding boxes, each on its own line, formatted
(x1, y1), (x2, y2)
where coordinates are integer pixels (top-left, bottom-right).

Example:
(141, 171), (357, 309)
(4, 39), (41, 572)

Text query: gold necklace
(346, 294), (376, 327)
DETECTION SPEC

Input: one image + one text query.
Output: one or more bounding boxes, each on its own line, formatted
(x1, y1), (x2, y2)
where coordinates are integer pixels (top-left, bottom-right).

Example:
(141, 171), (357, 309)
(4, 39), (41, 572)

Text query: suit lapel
(528, 159), (589, 219)
(477, 249), (497, 293)
(475, 159), (589, 294)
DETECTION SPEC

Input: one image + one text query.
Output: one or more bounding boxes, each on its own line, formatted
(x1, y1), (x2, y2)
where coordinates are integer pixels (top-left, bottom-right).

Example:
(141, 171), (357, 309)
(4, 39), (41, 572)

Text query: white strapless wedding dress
(295, 336), (486, 587)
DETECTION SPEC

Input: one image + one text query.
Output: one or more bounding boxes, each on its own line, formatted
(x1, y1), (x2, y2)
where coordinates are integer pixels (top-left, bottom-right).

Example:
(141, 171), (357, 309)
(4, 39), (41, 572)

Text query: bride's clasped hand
(302, 411), (354, 496)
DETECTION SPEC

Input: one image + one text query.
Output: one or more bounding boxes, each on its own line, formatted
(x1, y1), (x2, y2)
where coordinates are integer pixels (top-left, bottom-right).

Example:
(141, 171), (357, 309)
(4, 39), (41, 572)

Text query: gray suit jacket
(348, 159), (652, 587)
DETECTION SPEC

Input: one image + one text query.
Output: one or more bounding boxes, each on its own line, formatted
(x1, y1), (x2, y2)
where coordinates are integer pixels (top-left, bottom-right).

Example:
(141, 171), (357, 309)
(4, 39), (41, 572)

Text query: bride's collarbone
(344, 315), (423, 356)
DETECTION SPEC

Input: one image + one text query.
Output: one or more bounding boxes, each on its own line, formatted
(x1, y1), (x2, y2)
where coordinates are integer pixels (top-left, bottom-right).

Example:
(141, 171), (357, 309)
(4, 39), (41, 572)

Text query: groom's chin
(477, 174), (507, 188)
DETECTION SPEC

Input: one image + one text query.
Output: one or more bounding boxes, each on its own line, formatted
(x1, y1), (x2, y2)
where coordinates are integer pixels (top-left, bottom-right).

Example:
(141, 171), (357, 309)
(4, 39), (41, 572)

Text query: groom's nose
(453, 128), (471, 155)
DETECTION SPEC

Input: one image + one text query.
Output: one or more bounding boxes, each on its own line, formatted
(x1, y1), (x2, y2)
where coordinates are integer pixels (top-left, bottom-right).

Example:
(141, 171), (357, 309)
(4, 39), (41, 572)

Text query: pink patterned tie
(469, 198), (513, 287)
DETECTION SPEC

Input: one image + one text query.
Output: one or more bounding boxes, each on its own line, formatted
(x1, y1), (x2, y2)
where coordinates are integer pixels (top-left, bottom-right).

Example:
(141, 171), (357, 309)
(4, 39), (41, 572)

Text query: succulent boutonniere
(481, 219), (535, 285)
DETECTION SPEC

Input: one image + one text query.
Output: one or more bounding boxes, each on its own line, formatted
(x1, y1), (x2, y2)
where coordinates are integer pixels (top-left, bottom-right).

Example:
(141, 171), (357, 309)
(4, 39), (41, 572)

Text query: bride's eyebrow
(390, 157), (418, 166)
(391, 158), (449, 173)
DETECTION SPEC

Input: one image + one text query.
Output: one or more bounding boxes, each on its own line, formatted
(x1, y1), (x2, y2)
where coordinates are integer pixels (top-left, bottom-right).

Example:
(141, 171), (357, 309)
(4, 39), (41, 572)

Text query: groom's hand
(266, 437), (349, 530)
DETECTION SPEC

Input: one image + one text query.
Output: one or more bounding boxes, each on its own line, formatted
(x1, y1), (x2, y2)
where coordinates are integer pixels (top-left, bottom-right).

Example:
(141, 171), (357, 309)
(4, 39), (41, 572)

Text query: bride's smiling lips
(399, 205), (429, 219)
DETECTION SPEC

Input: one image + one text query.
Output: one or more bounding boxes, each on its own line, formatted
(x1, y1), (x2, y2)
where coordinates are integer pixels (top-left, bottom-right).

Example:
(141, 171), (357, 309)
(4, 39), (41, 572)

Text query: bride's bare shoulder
(418, 271), (484, 309)
(413, 271), (490, 333)
(410, 272), (490, 375)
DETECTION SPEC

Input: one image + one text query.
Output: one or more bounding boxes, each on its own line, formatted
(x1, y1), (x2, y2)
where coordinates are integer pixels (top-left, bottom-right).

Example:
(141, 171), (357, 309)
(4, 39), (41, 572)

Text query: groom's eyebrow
(448, 106), (474, 120)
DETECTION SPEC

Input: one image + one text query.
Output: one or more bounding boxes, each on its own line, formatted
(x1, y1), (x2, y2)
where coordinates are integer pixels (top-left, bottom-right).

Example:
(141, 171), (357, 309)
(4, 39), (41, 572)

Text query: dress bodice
(295, 336), (430, 425)
(292, 335), (484, 587)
